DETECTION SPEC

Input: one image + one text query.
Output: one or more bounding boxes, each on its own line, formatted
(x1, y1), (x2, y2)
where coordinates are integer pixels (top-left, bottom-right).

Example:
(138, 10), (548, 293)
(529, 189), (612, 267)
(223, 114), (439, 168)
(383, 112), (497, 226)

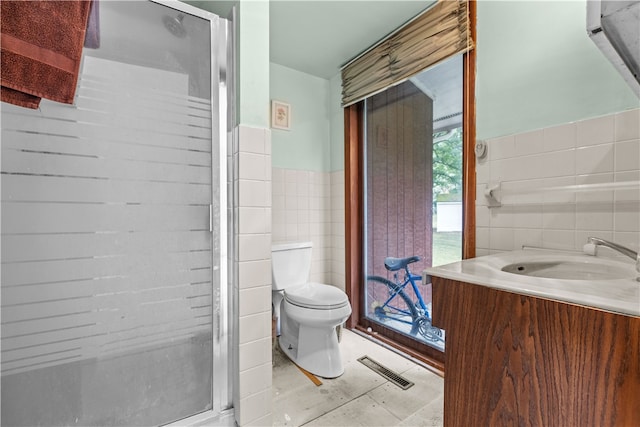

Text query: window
(344, 3), (476, 369)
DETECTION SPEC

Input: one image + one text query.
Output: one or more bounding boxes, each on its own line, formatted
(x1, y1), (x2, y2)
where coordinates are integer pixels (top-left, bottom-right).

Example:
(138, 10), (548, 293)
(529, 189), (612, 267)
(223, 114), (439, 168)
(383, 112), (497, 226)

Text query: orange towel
(1, 0), (92, 109)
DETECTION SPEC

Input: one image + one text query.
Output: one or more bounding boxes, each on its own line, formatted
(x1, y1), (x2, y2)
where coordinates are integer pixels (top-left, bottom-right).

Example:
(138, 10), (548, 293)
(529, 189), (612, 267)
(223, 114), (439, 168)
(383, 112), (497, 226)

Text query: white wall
(476, 108), (640, 256)
(270, 63), (331, 171)
(271, 167), (345, 291)
(271, 168), (331, 282)
(329, 170), (346, 290)
(232, 3), (272, 426)
(474, 0), (640, 268)
(476, 0), (638, 140)
(234, 125), (273, 427)
(270, 64), (346, 291)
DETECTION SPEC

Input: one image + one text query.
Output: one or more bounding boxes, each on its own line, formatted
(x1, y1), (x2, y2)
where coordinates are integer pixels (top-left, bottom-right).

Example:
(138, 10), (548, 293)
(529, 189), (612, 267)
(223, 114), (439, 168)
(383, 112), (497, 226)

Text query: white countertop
(424, 249), (640, 317)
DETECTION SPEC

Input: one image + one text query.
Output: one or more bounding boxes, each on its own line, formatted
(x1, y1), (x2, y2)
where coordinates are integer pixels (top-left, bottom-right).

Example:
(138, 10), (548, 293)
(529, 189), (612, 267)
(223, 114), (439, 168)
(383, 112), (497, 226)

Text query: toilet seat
(284, 282), (349, 310)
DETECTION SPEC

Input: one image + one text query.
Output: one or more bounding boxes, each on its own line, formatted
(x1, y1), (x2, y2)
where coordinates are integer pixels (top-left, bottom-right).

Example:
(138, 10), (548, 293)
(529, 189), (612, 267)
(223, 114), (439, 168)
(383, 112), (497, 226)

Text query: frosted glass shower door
(1, 1), (229, 426)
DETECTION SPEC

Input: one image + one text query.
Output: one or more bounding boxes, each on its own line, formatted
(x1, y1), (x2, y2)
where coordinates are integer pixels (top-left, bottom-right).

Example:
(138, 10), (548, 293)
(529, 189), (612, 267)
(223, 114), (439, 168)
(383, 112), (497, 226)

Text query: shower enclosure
(0, 1), (233, 425)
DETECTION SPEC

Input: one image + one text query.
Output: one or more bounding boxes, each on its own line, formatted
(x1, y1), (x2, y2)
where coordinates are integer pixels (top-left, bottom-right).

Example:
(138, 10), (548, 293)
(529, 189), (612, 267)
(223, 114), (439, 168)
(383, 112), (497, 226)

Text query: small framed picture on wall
(271, 100), (291, 130)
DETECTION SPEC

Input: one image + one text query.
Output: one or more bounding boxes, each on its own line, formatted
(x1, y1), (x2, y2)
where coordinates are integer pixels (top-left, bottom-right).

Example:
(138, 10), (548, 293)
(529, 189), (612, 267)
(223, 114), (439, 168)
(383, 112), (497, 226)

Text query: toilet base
(278, 327), (344, 379)
(278, 298), (351, 379)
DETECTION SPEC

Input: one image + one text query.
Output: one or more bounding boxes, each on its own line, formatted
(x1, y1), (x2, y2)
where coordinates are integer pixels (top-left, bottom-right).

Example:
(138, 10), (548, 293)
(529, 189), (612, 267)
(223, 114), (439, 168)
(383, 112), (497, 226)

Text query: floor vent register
(357, 355), (414, 390)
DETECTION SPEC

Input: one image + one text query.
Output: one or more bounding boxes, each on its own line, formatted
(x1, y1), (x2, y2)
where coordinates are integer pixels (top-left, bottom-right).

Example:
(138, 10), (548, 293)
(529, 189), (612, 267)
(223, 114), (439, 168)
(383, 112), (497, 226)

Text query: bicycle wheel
(366, 276), (420, 332)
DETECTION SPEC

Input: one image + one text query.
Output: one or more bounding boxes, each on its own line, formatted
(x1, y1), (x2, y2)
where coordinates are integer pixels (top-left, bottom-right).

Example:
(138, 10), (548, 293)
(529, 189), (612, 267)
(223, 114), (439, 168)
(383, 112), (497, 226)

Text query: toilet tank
(271, 241), (312, 291)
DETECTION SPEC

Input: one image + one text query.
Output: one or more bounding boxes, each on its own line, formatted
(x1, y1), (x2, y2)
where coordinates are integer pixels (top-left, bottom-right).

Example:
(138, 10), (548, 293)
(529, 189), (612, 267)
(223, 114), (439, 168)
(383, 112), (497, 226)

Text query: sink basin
(501, 260), (637, 280)
(425, 248), (640, 316)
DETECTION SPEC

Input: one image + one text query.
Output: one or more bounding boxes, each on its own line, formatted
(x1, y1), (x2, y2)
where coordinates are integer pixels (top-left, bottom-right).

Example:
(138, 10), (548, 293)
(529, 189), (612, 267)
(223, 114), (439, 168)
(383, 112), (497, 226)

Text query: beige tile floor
(272, 329), (444, 426)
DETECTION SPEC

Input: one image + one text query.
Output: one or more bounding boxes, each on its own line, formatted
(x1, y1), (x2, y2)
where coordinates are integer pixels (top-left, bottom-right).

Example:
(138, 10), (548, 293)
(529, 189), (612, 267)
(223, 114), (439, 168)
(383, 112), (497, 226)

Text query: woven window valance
(341, 0), (473, 107)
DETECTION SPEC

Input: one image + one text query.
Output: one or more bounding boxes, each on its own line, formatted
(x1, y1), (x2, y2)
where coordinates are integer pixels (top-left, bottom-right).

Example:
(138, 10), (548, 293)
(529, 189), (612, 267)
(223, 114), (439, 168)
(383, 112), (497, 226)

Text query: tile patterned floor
(272, 329), (444, 426)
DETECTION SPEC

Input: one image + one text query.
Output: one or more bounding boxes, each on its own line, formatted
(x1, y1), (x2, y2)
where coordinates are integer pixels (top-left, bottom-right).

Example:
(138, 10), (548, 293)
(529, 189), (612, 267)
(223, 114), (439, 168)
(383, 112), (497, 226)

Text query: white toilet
(272, 241), (352, 378)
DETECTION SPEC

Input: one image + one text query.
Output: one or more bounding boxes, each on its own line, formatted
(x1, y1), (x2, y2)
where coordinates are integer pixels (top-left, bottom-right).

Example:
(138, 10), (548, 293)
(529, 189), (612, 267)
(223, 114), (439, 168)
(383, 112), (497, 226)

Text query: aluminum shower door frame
(151, 0), (235, 425)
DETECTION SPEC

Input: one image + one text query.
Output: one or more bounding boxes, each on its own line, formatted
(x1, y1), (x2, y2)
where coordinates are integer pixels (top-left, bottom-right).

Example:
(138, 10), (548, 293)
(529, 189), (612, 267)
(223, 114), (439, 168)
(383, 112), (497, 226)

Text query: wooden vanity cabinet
(431, 277), (640, 427)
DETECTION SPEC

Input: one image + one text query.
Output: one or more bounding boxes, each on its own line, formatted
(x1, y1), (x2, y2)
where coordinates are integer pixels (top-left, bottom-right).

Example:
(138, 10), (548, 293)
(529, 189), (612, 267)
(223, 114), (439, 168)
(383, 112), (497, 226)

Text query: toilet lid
(284, 282), (349, 310)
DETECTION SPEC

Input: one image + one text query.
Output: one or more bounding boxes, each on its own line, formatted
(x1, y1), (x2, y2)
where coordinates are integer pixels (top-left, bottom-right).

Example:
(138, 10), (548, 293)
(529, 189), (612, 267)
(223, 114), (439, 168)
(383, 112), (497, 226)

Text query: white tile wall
(476, 108), (640, 256)
(234, 125), (272, 426)
(272, 167), (346, 290)
(330, 171), (346, 291)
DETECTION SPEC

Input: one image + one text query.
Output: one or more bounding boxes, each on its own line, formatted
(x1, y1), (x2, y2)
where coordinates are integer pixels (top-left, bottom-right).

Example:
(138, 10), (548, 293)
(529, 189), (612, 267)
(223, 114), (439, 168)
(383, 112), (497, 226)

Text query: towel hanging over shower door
(0, 0), (93, 109)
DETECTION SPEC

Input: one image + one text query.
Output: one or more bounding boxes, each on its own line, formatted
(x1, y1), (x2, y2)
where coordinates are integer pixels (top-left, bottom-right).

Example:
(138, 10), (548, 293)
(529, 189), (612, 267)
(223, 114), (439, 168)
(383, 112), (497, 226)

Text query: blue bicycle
(367, 256), (443, 343)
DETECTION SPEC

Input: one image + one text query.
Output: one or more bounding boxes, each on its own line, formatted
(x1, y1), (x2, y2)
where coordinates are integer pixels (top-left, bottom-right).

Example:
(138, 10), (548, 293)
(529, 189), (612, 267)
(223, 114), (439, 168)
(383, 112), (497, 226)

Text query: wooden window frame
(343, 1), (476, 373)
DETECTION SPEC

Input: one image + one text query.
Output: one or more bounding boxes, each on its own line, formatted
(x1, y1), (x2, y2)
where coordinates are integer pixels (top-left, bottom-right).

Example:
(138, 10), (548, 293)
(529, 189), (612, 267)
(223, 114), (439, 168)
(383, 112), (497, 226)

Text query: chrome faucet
(587, 237), (640, 272)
